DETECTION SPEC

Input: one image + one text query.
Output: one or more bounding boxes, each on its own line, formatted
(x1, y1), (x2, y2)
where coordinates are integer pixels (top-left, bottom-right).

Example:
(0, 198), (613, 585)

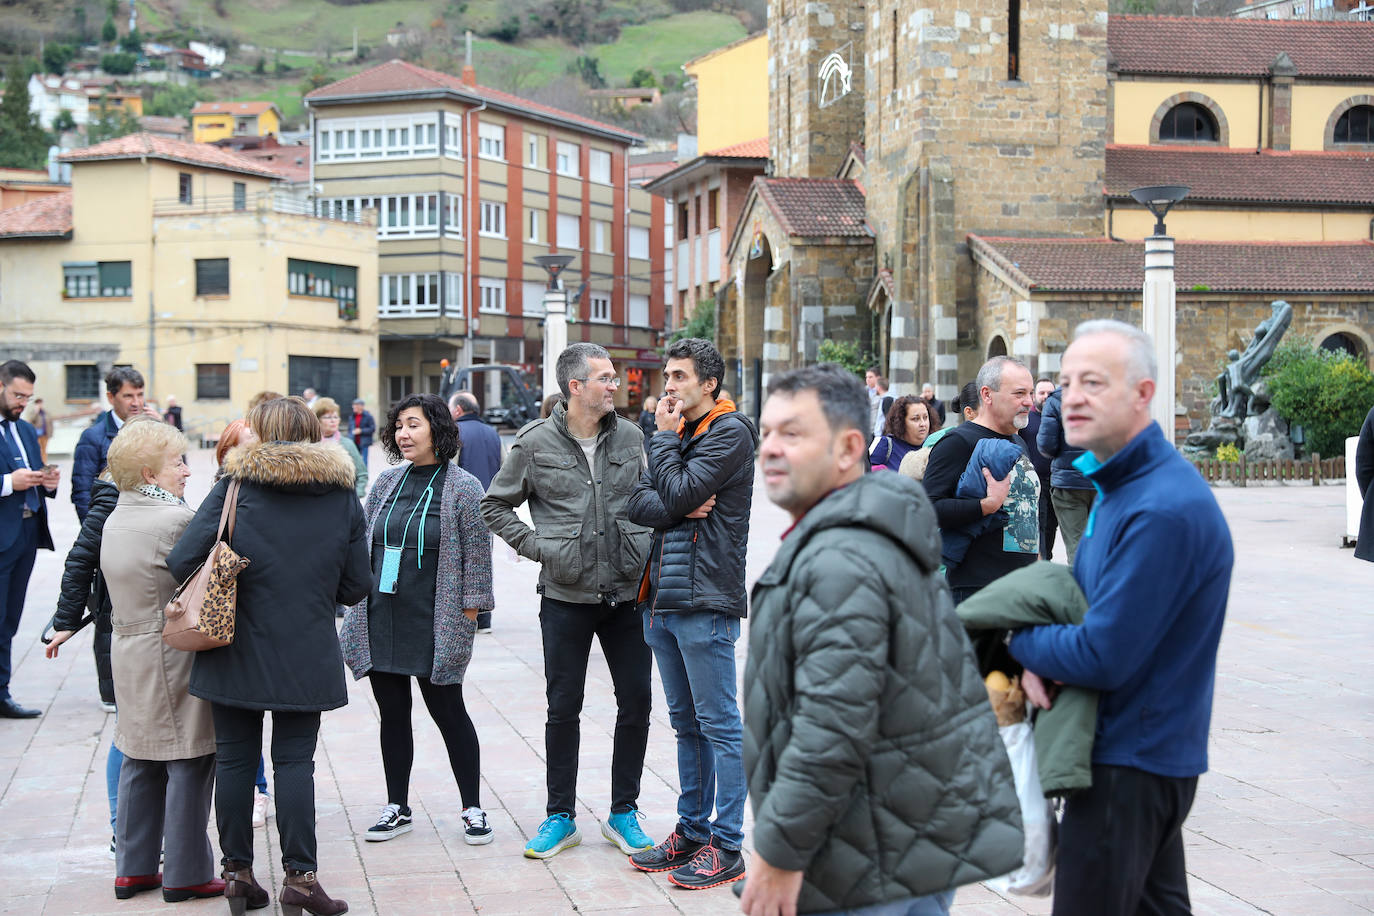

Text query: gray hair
(1074, 320), (1157, 382)
(555, 342), (611, 398)
(975, 356), (1030, 394)
(450, 391), (480, 414)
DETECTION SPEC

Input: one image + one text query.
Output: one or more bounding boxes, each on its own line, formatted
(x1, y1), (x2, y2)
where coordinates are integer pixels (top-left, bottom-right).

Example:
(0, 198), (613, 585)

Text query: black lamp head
(1128, 185), (1190, 236)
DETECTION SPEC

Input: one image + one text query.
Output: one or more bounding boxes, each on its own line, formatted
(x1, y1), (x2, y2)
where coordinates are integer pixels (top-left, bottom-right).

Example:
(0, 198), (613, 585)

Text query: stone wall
(769, 0), (867, 180)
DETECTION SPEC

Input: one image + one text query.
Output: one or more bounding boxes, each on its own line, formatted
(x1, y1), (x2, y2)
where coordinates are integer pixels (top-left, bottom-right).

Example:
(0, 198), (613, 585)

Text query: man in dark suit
(450, 390), (503, 634)
(0, 361), (59, 718)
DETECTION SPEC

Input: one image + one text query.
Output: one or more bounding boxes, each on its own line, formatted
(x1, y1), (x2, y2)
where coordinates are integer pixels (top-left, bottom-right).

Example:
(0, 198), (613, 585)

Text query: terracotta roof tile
(703, 137), (769, 158)
(0, 191), (73, 239)
(970, 235), (1374, 293)
(234, 144), (311, 183)
(1108, 15), (1374, 78)
(190, 100), (280, 117)
(306, 60), (642, 143)
(1106, 145), (1374, 205)
(755, 178), (871, 239)
(60, 133), (284, 179)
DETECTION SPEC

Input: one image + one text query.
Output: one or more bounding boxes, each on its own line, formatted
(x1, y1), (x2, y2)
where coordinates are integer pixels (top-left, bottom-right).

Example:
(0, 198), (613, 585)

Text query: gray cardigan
(340, 460), (494, 685)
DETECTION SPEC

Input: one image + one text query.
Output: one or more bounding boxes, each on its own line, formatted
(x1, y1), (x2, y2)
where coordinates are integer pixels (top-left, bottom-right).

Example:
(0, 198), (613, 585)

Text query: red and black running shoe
(666, 839), (746, 889)
(629, 827), (708, 873)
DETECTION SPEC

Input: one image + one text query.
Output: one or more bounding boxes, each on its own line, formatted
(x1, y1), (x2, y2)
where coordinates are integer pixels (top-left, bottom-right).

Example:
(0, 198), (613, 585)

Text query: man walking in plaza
(1037, 380), (1097, 563)
(923, 356), (1040, 671)
(0, 361), (60, 718)
(481, 343), (656, 861)
(348, 397), (376, 468)
(921, 381), (946, 429)
(451, 390), (502, 633)
(1010, 320), (1233, 915)
(72, 366), (158, 521)
(739, 364), (1021, 916)
(1020, 377), (1057, 561)
(626, 338), (756, 889)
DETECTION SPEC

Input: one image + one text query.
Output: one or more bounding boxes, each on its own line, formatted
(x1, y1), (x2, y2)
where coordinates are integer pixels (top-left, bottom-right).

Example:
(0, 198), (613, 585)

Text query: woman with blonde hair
(68, 418), (223, 902)
(169, 396), (369, 915)
(313, 396), (367, 499)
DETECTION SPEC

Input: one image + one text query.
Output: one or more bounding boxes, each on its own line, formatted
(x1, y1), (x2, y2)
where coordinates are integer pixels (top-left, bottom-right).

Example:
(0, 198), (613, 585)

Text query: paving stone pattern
(2, 446), (1371, 914)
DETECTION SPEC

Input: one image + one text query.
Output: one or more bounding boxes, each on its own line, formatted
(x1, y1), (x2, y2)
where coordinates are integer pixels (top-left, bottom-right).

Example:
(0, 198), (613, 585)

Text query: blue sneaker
(524, 813), (581, 859)
(601, 809), (654, 855)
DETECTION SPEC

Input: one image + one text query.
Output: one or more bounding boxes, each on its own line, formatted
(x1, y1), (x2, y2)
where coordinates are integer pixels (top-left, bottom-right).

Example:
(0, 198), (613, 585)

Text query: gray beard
(1012, 413), (1030, 431)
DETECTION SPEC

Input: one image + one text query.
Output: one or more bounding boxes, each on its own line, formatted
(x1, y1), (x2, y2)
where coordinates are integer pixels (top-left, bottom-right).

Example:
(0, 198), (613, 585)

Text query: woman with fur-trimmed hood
(168, 396), (369, 916)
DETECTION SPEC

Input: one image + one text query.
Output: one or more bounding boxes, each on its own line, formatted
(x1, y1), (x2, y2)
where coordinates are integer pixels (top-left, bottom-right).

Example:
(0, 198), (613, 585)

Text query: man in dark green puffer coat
(739, 365), (1023, 916)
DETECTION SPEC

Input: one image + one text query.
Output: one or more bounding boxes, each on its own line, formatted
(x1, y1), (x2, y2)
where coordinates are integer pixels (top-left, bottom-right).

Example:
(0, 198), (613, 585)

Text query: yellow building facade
(191, 101), (284, 144)
(683, 32), (769, 153)
(0, 134), (378, 439)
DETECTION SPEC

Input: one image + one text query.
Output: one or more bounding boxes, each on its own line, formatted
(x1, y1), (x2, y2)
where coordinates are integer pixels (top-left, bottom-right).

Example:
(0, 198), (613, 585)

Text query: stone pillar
(1268, 52), (1297, 152)
(542, 288), (568, 400)
(1142, 234), (1176, 441)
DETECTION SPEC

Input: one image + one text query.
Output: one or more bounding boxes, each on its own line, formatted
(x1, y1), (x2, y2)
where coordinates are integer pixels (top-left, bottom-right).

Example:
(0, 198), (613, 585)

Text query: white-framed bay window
(379, 272), (442, 317)
(316, 193), (458, 239)
(316, 113), (440, 162)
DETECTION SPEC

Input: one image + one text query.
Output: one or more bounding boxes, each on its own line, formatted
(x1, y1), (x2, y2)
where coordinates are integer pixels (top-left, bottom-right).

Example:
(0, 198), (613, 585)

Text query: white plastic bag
(986, 721), (1055, 897)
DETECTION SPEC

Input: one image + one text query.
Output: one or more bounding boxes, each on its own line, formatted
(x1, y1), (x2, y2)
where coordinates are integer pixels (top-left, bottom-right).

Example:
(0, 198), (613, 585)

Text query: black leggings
(369, 671), (481, 810)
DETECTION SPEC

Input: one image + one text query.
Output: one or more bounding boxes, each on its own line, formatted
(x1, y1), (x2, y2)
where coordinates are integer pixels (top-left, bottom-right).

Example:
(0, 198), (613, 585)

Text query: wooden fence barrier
(1190, 453), (1345, 487)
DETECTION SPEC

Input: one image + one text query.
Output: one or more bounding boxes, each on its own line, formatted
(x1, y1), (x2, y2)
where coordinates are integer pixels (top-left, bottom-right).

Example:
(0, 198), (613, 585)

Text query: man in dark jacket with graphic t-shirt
(923, 356), (1040, 673)
(739, 364), (1021, 916)
(627, 338), (755, 889)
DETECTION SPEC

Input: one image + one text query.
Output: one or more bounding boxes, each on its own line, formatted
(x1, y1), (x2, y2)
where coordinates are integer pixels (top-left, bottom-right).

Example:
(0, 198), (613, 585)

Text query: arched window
(1160, 103), (1219, 142)
(1321, 332), (1365, 360)
(1334, 105), (1374, 145)
(987, 336), (1008, 359)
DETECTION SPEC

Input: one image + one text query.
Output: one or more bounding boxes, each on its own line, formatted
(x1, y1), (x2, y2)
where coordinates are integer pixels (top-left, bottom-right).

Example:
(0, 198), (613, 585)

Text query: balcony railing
(153, 192), (367, 224)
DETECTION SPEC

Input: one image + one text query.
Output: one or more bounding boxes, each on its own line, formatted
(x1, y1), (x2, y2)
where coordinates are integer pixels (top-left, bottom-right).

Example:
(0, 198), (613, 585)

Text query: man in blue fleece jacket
(1009, 319), (1233, 916)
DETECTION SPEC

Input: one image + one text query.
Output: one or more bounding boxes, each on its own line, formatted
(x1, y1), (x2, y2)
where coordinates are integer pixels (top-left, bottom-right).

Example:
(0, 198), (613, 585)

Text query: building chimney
(462, 30), (476, 86)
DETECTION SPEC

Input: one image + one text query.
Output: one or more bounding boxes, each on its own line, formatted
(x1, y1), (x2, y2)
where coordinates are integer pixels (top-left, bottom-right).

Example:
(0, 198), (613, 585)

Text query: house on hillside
(191, 101), (284, 143)
(0, 134), (378, 437)
(305, 59), (667, 414)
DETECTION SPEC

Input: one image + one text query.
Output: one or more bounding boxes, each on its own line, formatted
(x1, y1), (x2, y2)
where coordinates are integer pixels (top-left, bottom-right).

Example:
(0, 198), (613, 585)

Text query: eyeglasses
(575, 376), (621, 388)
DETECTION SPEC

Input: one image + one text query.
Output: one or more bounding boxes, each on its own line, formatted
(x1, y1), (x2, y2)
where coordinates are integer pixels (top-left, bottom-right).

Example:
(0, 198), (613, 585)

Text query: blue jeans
(812, 890), (954, 916)
(642, 610), (746, 850)
(255, 755), (268, 795)
(107, 741), (124, 832)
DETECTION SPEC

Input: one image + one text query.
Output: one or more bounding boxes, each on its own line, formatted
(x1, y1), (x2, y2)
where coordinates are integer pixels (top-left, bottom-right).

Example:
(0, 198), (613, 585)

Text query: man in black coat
(1019, 377), (1057, 561)
(0, 361), (59, 718)
(1356, 405), (1374, 562)
(627, 338), (756, 889)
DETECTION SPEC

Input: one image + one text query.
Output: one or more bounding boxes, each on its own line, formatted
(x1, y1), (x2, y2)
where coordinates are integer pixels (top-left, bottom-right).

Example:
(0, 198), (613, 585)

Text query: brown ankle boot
(280, 869), (348, 916)
(222, 861), (270, 914)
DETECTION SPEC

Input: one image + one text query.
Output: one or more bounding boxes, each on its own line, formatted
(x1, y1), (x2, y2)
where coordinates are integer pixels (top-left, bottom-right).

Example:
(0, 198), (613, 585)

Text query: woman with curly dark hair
(868, 395), (932, 471)
(339, 393), (496, 847)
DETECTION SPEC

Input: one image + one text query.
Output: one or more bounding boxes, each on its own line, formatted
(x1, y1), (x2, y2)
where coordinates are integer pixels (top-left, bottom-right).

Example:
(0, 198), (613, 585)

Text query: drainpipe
(463, 98), (487, 367)
(1107, 196), (1124, 242)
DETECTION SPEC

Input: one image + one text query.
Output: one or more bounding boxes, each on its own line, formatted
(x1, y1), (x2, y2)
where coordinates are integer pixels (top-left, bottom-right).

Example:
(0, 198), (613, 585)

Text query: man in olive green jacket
(480, 343), (656, 862)
(740, 365), (1022, 916)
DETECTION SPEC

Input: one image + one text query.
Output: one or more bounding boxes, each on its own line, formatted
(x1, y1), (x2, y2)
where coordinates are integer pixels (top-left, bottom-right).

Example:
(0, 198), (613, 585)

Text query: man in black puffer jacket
(739, 364), (1022, 916)
(627, 338), (756, 889)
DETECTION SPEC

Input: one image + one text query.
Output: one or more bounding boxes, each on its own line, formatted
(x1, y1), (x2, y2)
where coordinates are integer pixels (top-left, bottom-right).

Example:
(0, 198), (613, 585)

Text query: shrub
(43, 43), (76, 74)
(1267, 343), (1374, 458)
(100, 52), (136, 74)
(668, 299), (715, 344)
(1215, 443), (1240, 463)
(816, 339), (876, 378)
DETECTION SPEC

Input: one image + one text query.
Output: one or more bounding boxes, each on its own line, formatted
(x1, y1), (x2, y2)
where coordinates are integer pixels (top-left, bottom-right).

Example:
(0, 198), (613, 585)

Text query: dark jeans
(1037, 480), (1058, 562)
(370, 671), (481, 810)
(0, 515), (39, 701)
(540, 596), (652, 817)
(1053, 765), (1198, 916)
(211, 703), (322, 871)
(641, 610), (746, 850)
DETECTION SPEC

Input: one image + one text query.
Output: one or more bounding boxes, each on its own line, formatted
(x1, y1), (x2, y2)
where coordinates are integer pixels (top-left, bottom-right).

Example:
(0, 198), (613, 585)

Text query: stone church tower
(863, 0), (1110, 392)
(769, 0), (868, 179)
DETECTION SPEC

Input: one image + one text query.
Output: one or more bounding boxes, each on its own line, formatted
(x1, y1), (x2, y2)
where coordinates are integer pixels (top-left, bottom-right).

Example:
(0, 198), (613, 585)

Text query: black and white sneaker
(365, 803), (413, 842)
(462, 806), (494, 845)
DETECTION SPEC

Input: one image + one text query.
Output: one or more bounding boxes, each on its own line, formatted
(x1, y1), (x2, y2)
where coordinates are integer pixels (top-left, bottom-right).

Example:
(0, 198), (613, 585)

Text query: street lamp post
(534, 254), (576, 400)
(1129, 185), (1190, 443)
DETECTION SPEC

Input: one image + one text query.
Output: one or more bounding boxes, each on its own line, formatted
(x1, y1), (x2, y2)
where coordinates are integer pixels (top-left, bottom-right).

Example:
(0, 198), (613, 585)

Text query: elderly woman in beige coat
(100, 418), (224, 904)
